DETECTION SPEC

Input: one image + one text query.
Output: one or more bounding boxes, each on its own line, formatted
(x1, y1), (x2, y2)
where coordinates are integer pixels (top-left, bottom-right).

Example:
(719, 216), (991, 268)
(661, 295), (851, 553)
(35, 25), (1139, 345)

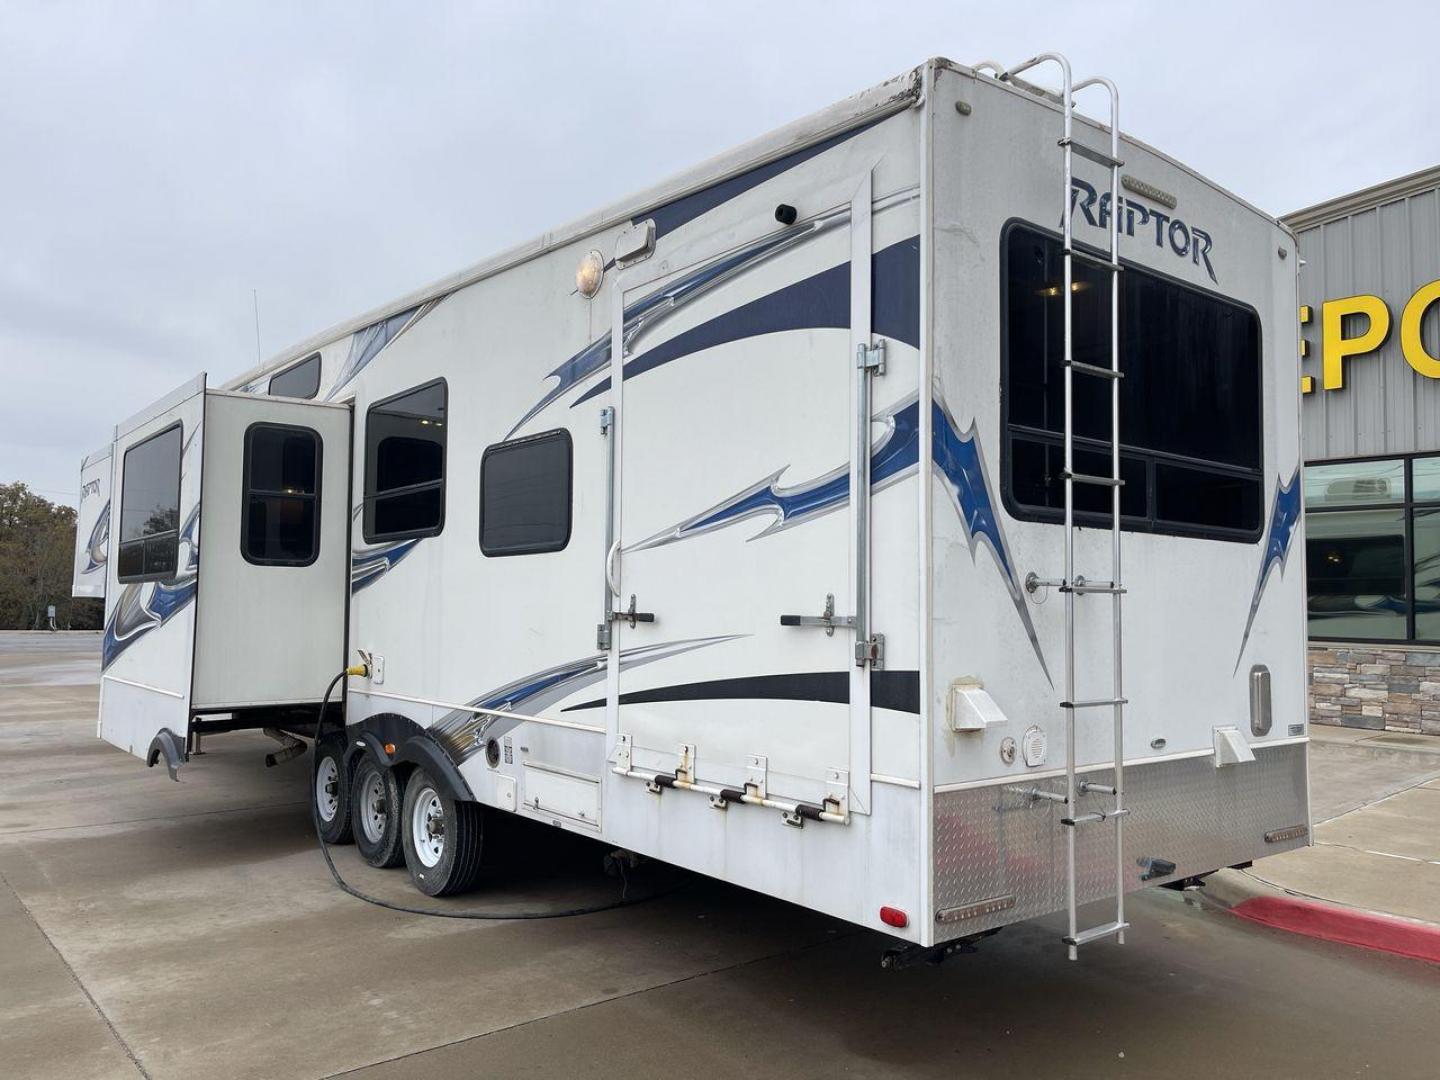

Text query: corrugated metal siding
(1299, 184), (1440, 461)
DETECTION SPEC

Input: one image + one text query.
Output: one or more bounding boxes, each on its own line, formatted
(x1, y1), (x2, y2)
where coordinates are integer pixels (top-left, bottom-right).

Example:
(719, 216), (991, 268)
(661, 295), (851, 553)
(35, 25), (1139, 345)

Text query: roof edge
(1282, 164), (1440, 231)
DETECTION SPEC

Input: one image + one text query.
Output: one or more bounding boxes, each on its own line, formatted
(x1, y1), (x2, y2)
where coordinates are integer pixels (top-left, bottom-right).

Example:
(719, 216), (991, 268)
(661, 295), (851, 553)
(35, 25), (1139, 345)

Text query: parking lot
(2, 632), (1436, 1079)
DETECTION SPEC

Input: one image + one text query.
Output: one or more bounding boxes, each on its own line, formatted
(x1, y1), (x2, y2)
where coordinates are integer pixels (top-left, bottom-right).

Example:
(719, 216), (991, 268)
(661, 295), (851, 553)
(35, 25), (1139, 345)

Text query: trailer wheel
(401, 769), (482, 897)
(313, 738), (352, 845)
(350, 752), (405, 869)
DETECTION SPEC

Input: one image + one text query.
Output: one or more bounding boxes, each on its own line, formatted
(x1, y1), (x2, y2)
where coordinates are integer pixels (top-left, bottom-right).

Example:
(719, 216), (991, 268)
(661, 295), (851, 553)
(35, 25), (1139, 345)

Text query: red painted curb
(1232, 895), (1440, 965)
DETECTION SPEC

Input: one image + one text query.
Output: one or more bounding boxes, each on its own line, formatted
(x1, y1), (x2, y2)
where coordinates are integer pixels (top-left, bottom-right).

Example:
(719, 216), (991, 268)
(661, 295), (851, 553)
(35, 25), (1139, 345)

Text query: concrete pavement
(3, 632), (1438, 1079)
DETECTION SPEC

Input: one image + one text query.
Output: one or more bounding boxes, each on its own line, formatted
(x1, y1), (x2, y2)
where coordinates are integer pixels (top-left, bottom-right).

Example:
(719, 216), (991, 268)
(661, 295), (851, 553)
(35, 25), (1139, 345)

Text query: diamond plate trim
(932, 745), (1308, 943)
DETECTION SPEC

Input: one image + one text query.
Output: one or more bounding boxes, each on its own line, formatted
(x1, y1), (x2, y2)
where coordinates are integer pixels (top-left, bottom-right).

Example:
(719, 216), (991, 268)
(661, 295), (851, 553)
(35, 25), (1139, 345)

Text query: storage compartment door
(613, 175), (879, 811)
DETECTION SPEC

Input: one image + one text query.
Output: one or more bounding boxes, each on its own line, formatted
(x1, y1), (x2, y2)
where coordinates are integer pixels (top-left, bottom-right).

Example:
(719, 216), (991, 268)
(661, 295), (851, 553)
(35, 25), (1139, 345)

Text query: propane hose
(309, 667), (683, 920)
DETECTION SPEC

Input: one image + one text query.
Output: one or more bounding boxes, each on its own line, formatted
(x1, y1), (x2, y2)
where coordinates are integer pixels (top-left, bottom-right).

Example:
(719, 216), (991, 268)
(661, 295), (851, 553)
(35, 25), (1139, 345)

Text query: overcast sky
(2, 1), (1436, 506)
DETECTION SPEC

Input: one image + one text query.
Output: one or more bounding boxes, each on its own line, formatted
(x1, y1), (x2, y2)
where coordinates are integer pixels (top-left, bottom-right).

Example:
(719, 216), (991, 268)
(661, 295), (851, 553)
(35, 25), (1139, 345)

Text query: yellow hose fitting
(345, 663), (369, 678)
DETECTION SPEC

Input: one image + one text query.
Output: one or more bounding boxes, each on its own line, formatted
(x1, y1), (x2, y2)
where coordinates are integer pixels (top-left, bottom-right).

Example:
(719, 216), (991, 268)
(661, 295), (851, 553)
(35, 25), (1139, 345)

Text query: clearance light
(383, 743), (396, 755)
(879, 906), (909, 929)
(576, 249), (605, 298)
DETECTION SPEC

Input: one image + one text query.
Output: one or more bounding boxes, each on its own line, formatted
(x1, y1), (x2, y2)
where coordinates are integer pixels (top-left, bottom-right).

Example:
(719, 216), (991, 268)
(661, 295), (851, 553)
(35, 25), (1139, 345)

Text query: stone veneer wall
(1308, 645), (1440, 735)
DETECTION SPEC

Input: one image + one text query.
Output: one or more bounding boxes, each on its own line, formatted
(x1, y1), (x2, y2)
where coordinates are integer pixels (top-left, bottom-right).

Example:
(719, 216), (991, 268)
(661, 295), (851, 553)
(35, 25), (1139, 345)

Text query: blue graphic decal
(351, 538), (420, 594)
(631, 396), (920, 550)
(573, 236), (920, 409)
(426, 636), (742, 763)
(644, 119), (880, 240)
(326, 298), (444, 400)
(1235, 467), (1302, 671)
(84, 499), (110, 573)
(102, 505), (200, 669)
(932, 399), (1050, 683)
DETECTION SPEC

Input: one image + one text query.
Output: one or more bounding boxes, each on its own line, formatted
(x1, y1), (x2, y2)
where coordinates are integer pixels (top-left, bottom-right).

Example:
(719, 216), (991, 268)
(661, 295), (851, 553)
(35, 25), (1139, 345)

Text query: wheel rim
(315, 756), (339, 823)
(360, 770), (388, 844)
(411, 786), (445, 868)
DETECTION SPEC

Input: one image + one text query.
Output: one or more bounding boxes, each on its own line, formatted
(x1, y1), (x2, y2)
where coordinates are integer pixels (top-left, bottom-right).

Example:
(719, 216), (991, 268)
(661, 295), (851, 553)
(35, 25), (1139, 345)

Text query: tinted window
(118, 424), (182, 582)
(1306, 454), (1440, 643)
(364, 380), (446, 542)
(481, 430), (572, 556)
(243, 425), (320, 566)
(1003, 224), (1263, 540)
(269, 354), (321, 399)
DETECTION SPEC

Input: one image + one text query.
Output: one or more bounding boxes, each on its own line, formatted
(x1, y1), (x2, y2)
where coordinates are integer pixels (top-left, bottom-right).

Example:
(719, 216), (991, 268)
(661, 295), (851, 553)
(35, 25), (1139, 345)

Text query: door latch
(855, 633), (885, 669)
(779, 593), (855, 637)
(610, 594), (655, 629)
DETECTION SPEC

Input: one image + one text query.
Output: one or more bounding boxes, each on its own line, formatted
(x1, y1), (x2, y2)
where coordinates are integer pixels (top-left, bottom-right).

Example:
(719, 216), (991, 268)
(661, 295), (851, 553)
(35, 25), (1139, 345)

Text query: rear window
(1002, 222), (1263, 540)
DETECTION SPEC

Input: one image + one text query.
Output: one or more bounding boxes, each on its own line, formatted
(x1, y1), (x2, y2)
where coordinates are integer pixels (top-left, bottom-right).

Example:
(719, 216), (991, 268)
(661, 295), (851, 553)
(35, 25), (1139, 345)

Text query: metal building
(1287, 166), (1440, 735)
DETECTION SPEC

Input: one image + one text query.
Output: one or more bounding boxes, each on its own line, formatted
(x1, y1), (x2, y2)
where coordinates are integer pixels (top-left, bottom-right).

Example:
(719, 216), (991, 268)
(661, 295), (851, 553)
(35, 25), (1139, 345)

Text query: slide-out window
(364, 380), (446, 542)
(242, 424), (321, 566)
(117, 424), (182, 582)
(269, 353), (321, 399)
(1002, 222), (1263, 541)
(480, 429), (572, 556)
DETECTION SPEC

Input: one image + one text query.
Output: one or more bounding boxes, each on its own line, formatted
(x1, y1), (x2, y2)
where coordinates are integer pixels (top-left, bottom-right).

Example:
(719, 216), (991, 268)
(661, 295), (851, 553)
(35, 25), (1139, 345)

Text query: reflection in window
(1305, 454), (1440, 643)
(243, 425), (320, 566)
(363, 380), (446, 542)
(1002, 223), (1263, 539)
(117, 425), (182, 582)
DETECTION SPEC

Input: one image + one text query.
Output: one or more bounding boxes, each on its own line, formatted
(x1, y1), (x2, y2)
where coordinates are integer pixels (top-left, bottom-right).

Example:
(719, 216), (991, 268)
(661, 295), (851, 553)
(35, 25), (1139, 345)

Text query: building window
(480, 430), (572, 556)
(117, 424), (182, 582)
(242, 424), (321, 566)
(1306, 454), (1440, 643)
(363, 380), (446, 542)
(1002, 222), (1264, 540)
(269, 353), (321, 399)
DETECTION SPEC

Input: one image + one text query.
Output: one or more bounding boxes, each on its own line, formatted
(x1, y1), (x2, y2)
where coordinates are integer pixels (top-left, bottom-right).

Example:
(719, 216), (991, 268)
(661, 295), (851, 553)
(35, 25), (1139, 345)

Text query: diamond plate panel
(932, 744), (1308, 943)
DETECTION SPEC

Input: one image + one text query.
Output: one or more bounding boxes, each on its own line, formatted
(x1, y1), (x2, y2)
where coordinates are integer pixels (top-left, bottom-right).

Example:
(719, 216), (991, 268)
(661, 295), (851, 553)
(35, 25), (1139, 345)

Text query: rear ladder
(1000, 52), (1128, 960)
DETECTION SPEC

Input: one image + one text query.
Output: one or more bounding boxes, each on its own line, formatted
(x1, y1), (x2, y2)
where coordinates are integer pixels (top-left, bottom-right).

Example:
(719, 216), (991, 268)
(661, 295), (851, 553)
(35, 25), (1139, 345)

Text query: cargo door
(99, 375), (206, 773)
(72, 445), (112, 599)
(611, 174), (880, 814)
(191, 392), (351, 708)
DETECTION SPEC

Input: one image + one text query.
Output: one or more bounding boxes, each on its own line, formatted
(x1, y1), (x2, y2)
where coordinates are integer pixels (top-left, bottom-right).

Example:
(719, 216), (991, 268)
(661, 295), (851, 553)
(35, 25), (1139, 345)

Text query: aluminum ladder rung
(1063, 582), (1126, 595)
(1062, 246), (1121, 273)
(1061, 808), (1130, 827)
(1062, 470), (1124, 488)
(1066, 360), (1122, 380)
(1060, 697), (1127, 709)
(1063, 921), (1130, 948)
(1059, 137), (1123, 169)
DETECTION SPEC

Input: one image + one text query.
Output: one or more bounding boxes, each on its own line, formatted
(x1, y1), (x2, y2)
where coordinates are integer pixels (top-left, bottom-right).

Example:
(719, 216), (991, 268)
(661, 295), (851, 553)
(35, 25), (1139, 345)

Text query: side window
(268, 353), (321, 399)
(117, 424), (182, 582)
(242, 424), (321, 566)
(1002, 222), (1263, 540)
(364, 380), (446, 542)
(480, 430), (572, 556)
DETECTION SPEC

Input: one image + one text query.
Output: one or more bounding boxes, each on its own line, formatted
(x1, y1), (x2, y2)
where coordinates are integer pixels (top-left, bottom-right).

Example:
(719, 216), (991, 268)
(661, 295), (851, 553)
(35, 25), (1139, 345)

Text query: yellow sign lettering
(1322, 293), (1390, 390)
(1401, 279), (1440, 379)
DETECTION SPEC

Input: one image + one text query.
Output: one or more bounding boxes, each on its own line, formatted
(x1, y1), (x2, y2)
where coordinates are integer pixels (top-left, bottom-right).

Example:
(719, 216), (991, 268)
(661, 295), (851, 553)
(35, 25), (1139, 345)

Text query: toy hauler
(74, 54), (1309, 957)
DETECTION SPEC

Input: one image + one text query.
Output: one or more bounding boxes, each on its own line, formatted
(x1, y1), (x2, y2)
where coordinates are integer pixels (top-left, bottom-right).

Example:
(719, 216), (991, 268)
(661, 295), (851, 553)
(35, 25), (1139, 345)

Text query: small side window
(364, 380), (446, 542)
(117, 424), (183, 583)
(268, 353), (322, 399)
(242, 424), (321, 566)
(480, 430), (572, 556)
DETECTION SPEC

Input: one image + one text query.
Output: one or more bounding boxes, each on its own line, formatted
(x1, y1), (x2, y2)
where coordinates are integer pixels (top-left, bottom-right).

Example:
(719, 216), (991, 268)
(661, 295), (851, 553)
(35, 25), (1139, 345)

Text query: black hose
(309, 670), (683, 920)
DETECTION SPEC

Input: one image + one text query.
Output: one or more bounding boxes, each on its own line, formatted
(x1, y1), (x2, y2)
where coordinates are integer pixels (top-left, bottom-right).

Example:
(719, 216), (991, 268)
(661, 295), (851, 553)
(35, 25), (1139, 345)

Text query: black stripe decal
(561, 670), (920, 714)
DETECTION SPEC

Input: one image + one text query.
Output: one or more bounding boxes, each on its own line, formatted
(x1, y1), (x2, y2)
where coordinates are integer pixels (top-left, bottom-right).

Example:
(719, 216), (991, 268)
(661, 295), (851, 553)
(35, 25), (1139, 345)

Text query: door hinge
(855, 632), (885, 669)
(857, 340), (886, 374)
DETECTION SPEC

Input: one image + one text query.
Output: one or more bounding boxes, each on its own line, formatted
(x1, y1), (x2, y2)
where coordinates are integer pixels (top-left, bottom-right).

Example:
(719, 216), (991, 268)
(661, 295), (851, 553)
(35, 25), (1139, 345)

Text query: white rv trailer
(74, 54), (1309, 958)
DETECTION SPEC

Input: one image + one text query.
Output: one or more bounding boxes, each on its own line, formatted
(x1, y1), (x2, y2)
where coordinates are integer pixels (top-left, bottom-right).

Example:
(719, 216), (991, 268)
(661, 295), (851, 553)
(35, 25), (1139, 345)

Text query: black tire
(313, 736), (352, 845)
(350, 752), (405, 868)
(401, 768), (483, 897)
